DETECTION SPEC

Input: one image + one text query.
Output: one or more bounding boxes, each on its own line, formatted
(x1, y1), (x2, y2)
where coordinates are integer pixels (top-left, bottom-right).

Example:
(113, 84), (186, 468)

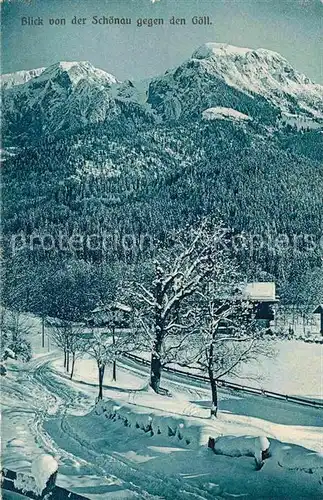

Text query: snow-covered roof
(244, 282), (278, 302)
(313, 304), (323, 314)
(92, 301), (132, 314)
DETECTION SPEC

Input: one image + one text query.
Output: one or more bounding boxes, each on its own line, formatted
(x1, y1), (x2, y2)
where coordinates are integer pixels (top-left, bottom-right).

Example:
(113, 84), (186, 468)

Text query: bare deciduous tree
(86, 328), (139, 400)
(179, 273), (272, 417)
(129, 220), (232, 393)
(51, 321), (85, 379)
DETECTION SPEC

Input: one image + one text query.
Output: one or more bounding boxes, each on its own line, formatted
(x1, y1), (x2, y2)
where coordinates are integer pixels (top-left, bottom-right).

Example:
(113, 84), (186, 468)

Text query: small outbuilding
(243, 282), (279, 327)
(87, 301), (132, 328)
(313, 304), (323, 334)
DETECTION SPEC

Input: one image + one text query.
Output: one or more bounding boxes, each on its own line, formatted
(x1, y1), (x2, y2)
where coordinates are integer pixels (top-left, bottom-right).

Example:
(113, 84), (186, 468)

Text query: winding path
(2, 353), (222, 499)
(2, 348), (322, 499)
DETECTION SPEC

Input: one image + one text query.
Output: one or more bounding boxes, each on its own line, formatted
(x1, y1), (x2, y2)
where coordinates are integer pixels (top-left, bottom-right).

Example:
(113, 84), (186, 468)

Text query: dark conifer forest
(2, 113), (323, 319)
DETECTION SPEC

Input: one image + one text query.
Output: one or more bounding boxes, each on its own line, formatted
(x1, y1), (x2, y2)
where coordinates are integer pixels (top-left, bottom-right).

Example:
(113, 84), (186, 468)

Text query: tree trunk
(66, 350), (70, 373)
(150, 350), (162, 393)
(98, 364), (105, 400)
(112, 321), (117, 382)
(41, 316), (45, 348)
(112, 360), (117, 382)
(150, 271), (164, 394)
(13, 313), (19, 343)
(70, 352), (76, 380)
(208, 334), (218, 418)
(209, 372), (218, 418)
(63, 349), (67, 368)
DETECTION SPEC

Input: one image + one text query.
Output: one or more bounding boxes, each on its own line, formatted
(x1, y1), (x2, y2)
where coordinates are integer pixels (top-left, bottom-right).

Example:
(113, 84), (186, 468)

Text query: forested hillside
(2, 114), (323, 315)
(2, 44), (323, 318)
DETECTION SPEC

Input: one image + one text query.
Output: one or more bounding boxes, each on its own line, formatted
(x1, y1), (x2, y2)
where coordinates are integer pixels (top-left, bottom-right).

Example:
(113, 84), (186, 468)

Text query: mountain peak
(1, 61), (122, 141)
(191, 42), (315, 87)
(57, 61), (88, 70)
(36, 60), (119, 87)
(192, 42), (282, 61)
(187, 42), (322, 120)
(146, 42), (322, 124)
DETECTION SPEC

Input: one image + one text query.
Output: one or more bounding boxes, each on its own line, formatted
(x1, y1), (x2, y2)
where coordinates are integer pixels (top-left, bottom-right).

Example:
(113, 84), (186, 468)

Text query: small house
(217, 281), (279, 332)
(243, 282), (279, 327)
(87, 301), (132, 328)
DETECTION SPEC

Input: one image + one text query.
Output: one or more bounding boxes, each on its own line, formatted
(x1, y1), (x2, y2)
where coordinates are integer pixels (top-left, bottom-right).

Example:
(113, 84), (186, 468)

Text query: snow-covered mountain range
(1, 61), (128, 142)
(148, 43), (323, 124)
(1, 43), (322, 144)
(2, 44), (322, 311)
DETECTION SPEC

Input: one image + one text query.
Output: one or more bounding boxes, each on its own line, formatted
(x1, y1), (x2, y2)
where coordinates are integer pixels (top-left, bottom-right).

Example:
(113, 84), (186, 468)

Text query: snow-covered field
(129, 338), (323, 401)
(1, 315), (323, 499)
(227, 339), (323, 400)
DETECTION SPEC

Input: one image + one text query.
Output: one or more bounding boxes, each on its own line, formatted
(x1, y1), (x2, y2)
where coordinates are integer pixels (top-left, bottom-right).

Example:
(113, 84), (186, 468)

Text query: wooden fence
(123, 353), (323, 409)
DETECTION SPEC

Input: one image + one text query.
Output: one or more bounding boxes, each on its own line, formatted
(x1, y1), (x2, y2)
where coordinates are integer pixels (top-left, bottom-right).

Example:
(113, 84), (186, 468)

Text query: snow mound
(202, 106), (251, 122)
(213, 435), (258, 457)
(31, 454), (58, 493)
(95, 399), (205, 447)
(275, 444), (323, 473)
(212, 435), (323, 473)
(13, 455), (58, 498)
(213, 435), (270, 460)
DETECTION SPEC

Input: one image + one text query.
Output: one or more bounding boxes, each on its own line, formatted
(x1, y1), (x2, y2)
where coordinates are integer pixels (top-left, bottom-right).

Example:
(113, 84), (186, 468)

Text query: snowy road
(3, 351), (223, 499)
(2, 338), (323, 499)
(2, 353), (160, 499)
(118, 356), (323, 429)
(2, 354), (87, 465)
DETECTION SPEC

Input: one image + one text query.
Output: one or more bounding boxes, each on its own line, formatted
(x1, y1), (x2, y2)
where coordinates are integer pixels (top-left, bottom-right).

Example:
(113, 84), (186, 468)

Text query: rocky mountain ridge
(1, 43), (322, 144)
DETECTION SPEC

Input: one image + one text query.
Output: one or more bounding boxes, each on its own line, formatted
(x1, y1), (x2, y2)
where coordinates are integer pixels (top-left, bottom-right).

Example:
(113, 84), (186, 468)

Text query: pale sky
(2, 0), (323, 83)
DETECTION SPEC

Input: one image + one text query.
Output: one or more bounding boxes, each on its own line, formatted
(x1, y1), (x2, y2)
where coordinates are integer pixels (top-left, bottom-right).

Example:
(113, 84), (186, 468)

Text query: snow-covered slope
(202, 106), (251, 122)
(1, 67), (46, 90)
(193, 43), (323, 118)
(2, 43), (322, 143)
(1, 61), (149, 142)
(148, 42), (323, 124)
